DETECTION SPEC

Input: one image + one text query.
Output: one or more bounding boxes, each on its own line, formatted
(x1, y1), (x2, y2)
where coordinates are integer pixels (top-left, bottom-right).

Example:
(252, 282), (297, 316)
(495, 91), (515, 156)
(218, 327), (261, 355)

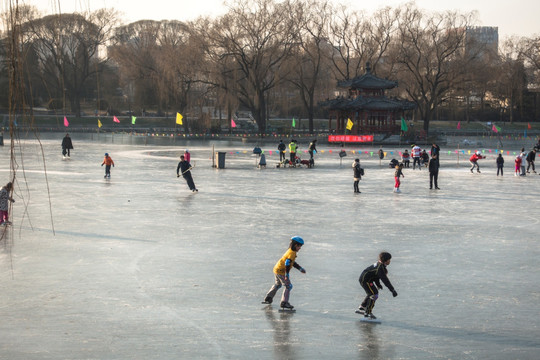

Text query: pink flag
(457, 121), (461, 130)
(492, 124), (498, 133)
(113, 116), (120, 123)
(64, 116), (69, 127)
(231, 118), (236, 128)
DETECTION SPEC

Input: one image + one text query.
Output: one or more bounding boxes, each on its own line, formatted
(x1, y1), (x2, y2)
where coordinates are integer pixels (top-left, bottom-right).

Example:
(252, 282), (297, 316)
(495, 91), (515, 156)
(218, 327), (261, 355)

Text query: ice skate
(261, 297), (273, 304)
(280, 301), (294, 310)
(364, 313), (377, 320)
(395, 188), (401, 193)
(355, 307), (366, 315)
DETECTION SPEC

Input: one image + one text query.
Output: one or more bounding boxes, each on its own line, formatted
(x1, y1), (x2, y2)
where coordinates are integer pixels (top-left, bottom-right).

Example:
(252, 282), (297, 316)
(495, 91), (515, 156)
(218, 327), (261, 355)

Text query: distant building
(465, 26), (499, 60)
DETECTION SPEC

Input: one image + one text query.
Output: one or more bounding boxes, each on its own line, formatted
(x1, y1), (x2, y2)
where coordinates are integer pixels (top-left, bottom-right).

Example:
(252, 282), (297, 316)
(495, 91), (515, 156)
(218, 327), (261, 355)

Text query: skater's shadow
(356, 321), (380, 359)
(264, 306), (296, 359)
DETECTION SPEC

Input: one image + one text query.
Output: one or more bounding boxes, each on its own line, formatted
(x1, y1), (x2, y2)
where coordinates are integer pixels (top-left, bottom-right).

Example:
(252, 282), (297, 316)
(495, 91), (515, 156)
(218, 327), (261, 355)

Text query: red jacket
(469, 153), (484, 162)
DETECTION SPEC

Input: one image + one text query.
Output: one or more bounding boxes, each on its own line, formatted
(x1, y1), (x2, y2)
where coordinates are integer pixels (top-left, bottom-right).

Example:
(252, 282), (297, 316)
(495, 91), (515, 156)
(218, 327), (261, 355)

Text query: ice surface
(1, 133), (539, 359)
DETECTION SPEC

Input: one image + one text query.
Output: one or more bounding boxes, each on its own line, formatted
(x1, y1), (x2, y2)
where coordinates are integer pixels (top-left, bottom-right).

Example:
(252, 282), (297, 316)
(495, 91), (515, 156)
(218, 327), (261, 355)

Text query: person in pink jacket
(469, 151), (485, 173)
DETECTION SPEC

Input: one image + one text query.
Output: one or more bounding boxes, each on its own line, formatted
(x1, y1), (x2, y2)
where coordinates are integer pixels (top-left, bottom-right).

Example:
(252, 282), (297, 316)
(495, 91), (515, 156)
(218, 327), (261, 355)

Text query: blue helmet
(105, 153), (109, 156)
(291, 236), (304, 245)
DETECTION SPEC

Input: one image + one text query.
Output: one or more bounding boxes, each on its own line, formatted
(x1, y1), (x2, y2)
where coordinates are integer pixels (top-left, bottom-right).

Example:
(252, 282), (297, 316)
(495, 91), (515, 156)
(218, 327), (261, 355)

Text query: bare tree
(20, 9), (118, 116)
(393, 4), (476, 133)
(199, 0), (298, 133)
(285, 0), (334, 132)
(519, 36), (540, 73)
(494, 38), (528, 123)
(327, 5), (397, 82)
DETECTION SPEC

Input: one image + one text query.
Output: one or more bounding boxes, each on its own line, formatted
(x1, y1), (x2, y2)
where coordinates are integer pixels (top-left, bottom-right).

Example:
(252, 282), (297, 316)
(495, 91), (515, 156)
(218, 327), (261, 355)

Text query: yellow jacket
(273, 248), (297, 275)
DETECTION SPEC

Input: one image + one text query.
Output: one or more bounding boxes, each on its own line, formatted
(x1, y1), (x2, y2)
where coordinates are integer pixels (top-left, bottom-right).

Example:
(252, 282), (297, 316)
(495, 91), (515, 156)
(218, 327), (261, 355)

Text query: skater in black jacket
(352, 158), (362, 193)
(496, 153), (505, 176)
(356, 252), (398, 320)
(61, 133), (74, 157)
(428, 154), (440, 189)
(177, 155), (198, 192)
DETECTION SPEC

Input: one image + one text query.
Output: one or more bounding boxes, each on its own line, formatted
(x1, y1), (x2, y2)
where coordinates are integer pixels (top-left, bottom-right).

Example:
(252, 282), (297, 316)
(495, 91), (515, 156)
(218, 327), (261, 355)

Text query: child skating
(262, 236), (306, 310)
(356, 252), (398, 320)
(515, 155), (522, 176)
(101, 153), (115, 178)
(469, 151), (485, 173)
(0, 182), (15, 225)
(393, 163), (404, 193)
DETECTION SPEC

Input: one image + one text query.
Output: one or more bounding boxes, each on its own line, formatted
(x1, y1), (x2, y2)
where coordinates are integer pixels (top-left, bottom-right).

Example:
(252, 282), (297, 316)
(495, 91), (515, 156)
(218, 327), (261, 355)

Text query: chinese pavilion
(323, 63), (415, 134)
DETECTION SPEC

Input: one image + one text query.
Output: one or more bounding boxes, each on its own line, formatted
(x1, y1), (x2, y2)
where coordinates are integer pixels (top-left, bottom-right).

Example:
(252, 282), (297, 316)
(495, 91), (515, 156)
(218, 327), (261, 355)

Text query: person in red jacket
(514, 156), (522, 176)
(469, 151), (485, 173)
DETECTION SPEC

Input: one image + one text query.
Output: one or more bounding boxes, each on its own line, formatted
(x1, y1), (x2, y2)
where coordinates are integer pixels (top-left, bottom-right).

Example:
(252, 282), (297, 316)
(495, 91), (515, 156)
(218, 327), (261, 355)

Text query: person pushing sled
(262, 236), (306, 310)
(356, 252), (398, 321)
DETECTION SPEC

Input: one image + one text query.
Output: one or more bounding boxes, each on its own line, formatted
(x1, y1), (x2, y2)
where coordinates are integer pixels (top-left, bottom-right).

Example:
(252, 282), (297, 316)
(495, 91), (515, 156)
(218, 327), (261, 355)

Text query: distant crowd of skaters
(58, 133), (540, 195)
(353, 140), (540, 194)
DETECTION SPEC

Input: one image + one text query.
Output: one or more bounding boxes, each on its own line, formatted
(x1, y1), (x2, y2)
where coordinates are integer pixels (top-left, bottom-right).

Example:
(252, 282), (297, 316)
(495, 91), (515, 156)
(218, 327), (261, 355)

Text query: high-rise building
(465, 26), (499, 60)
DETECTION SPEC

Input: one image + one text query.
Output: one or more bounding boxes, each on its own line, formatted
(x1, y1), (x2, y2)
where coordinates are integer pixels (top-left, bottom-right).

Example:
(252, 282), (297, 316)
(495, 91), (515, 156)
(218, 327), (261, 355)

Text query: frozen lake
(1, 134), (539, 359)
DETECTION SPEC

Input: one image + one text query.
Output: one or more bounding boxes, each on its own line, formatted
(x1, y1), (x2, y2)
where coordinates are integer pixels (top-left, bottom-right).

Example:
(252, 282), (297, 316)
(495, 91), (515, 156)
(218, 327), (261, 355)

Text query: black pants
(429, 171), (438, 188)
(290, 152), (296, 163)
(497, 165), (503, 176)
(280, 152), (286, 162)
(62, 147), (70, 156)
(354, 180), (359, 193)
(527, 161), (535, 172)
(413, 157), (421, 169)
(183, 173), (196, 190)
(360, 281), (379, 314)
(105, 165), (111, 176)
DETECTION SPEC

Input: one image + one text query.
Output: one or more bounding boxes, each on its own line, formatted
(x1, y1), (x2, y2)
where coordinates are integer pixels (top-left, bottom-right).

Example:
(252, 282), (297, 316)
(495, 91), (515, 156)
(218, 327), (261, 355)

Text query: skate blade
(360, 318), (381, 324)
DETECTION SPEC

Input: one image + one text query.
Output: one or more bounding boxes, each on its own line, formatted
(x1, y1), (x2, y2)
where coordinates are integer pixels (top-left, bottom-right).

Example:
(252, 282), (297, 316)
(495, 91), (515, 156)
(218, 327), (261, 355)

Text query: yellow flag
(98, 119), (102, 128)
(346, 118), (353, 130)
(176, 112), (183, 125)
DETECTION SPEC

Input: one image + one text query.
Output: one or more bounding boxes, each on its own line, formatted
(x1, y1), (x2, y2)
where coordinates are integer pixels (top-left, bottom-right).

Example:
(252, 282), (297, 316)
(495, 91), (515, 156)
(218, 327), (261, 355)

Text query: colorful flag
(132, 116), (136, 125)
(400, 117), (408, 131)
(492, 124), (501, 133)
(528, 123), (531, 130)
(176, 112), (183, 125)
(64, 116), (69, 127)
(98, 119), (102, 128)
(231, 118), (236, 128)
(457, 121), (461, 130)
(113, 116), (120, 123)
(346, 118), (353, 131)
(292, 117), (296, 128)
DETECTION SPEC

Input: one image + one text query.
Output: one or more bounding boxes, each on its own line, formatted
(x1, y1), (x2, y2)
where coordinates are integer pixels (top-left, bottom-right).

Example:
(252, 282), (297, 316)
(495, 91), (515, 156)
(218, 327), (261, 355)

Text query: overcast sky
(15, 0), (540, 38)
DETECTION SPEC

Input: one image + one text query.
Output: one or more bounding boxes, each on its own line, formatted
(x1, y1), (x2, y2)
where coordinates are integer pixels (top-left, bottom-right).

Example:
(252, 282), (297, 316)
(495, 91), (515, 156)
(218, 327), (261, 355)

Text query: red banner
(328, 135), (374, 143)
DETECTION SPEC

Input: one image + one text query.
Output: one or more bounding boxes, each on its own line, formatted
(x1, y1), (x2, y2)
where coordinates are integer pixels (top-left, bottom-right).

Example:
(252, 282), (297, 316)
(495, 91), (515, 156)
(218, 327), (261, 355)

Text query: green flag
(292, 117), (296, 128)
(132, 116), (136, 125)
(400, 118), (408, 132)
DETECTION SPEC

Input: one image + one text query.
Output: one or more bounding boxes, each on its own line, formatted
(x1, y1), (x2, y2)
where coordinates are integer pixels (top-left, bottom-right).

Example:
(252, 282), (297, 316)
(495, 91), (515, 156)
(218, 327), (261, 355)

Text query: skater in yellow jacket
(262, 236), (306, 310)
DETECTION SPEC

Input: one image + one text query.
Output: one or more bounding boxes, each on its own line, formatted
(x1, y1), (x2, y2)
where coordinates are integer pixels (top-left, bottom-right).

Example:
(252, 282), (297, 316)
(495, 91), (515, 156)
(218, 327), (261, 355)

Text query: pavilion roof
(337, 64), (398, 90)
